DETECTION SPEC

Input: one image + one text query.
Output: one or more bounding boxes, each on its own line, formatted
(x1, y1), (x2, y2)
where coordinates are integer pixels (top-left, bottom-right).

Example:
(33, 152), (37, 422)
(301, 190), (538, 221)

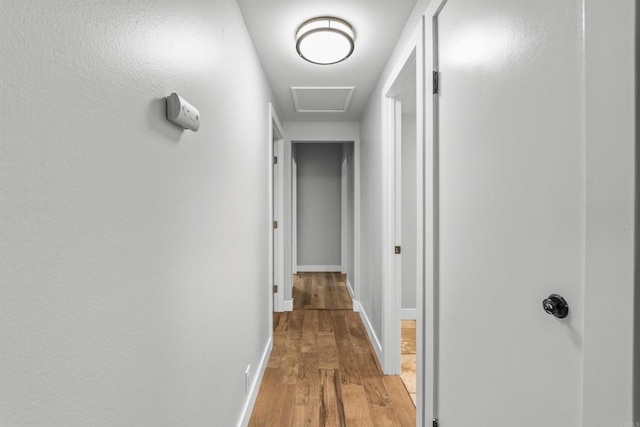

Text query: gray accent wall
(295, 143), (343, 267)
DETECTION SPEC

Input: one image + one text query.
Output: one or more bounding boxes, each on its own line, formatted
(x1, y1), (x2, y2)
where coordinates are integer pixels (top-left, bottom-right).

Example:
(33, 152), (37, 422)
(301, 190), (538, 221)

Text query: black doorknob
(542, 294), (569, 318)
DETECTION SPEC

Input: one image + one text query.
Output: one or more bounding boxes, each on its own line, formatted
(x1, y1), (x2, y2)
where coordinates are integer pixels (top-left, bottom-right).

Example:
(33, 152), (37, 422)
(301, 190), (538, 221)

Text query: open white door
(434, 1), (585, 425)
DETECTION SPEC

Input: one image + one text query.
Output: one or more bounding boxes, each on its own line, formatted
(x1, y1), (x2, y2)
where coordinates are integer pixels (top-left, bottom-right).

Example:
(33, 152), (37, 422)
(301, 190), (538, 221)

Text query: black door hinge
(433, 71), (439, 94)
(273, 156), (278, 164)
(394, 246), (401, 254)
(433, 418), (439, 427)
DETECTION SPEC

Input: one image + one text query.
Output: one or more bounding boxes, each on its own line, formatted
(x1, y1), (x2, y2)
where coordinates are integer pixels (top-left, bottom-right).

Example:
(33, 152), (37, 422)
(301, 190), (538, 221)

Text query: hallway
(249, 273), (415, 426)
(2, 2), (637, 426)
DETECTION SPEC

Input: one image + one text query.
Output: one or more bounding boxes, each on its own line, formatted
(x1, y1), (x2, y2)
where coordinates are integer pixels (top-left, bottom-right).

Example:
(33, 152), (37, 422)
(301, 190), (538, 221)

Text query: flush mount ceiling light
(296, 17), (355, 65)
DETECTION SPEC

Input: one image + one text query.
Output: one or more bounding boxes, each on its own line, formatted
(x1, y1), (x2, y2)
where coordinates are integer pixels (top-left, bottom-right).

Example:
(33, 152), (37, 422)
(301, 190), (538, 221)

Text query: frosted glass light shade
(296, 17), (355, 65)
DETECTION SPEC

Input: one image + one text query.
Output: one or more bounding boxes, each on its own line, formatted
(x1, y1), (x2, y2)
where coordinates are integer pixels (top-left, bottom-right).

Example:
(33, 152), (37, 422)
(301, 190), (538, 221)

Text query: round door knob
(542, 294), (569, 318)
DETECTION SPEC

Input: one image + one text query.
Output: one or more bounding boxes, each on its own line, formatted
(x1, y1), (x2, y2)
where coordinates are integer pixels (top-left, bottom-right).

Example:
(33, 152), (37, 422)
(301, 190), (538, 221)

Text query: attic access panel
(291, 87), (355, 113)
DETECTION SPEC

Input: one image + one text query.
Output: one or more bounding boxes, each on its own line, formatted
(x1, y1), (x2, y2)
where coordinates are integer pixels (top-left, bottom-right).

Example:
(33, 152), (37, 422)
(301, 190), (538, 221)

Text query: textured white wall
(359, 96), (385, 337)
(0, 1), (275, 425)
(296, 144), (343, 267)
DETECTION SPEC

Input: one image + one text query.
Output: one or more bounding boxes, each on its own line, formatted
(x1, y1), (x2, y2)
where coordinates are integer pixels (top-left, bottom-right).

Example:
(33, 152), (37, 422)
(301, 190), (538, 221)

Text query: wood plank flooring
(249, 273), (416, 426)
(400, 320), (416, 406)
(293, 272), (353, 310)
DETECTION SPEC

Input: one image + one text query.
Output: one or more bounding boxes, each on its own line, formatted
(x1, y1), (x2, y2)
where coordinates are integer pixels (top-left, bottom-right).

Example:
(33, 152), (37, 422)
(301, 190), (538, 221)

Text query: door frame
(341, 150), (349, 275)
(380, 20), (425, 412)
(286, 130), (361, 312)
(268, 103), (285, 313)
(290, 140), (354, 277)
(291, 155), (298, 277)
(422, 0), (637, 424)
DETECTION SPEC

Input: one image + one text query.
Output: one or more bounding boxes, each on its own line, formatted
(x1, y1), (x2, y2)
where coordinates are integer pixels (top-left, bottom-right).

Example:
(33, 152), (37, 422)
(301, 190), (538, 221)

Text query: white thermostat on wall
(166, 93), (200, 132)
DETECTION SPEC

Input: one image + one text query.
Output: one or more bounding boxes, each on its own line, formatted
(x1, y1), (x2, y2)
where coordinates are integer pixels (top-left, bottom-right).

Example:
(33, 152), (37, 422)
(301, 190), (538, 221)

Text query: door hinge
(273, 156), (278, 164)
(433, 419), (439, 427)
(394, 245), (401, 254)
(433, 71), (439, 94)
(273, 220), (278, 229)
(273, 284), (278, 294)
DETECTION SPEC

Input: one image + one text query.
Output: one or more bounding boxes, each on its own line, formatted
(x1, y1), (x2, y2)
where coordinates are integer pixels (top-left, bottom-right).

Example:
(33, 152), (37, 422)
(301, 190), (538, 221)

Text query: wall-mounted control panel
(166, 93), (200, 132)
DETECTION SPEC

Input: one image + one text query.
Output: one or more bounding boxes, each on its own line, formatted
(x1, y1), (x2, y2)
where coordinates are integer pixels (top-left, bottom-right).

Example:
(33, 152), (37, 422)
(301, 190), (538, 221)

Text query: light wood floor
(293, 272), (353, 310)
(400, 320), (416, 406)
(249, 273), (416, 426)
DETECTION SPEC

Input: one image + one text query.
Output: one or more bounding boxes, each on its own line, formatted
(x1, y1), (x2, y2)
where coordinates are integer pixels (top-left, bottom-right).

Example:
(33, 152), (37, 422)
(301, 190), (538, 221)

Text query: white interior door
(435, 1), (585, 425)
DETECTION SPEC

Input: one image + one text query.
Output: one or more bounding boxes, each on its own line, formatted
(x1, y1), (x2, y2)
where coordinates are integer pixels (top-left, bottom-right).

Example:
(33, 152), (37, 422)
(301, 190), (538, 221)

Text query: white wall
(295, 143), (343, 267)
(0, 2), (275, 426)
(401, 113), (417, 310)
(359, 98), (385, 336)
(359, 0), (429, 349)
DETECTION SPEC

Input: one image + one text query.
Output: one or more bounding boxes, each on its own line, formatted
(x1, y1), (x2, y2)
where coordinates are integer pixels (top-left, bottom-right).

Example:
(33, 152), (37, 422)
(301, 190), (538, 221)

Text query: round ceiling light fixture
(295, 17), (355, 65)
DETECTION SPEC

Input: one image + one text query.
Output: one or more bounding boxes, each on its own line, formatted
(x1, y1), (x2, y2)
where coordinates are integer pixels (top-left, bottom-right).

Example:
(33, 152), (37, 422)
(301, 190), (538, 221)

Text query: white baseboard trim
(400, 308), (417, 320)
(237, 336), (273, 427)
(296, 265), (342, 272)
(346, 281), (360, 312)
(284, 299), (293, 312)
(358, 303), (382, 364)
(346, 279), (355, 300)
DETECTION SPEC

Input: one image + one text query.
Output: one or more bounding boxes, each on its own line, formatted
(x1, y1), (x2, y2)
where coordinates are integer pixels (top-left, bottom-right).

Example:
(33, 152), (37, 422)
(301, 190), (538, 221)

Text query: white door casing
(341, 152), (348, 276)
(291, 157), (297, 277)
(269, 104), (285, 313)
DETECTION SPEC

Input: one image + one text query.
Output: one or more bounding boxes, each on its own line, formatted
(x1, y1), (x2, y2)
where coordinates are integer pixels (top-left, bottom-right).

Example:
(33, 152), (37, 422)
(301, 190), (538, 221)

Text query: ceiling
(236, 0), (417, 122)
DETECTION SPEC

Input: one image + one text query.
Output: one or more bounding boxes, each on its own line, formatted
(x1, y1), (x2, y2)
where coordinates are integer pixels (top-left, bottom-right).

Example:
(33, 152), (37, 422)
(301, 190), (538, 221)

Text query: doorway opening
(380, 21), (425, 424)
(291, 141), (356, 311)
(385, 48), (418, 405)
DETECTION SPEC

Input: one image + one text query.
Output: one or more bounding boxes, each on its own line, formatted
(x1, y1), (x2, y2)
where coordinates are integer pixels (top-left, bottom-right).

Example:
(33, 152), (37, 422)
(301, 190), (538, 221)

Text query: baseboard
(284, 299), (293, 312)
(346, 279), (355, 300)
(346, 281), (359, 312)
(358, 304), (382, 364)
(296, 265), (342, 272)
(400, 308), (417, 320)
(237, 336), (273, 427)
